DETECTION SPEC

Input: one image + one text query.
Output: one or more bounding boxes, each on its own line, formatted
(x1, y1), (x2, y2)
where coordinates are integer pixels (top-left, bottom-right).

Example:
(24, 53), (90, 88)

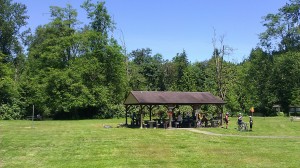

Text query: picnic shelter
(124, 91), (226, 128)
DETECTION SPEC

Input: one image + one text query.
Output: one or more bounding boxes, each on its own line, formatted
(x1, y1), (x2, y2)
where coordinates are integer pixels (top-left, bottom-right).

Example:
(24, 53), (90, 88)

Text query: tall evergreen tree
(246, 48), (276, 115)
(273, 51), (300, 112)
(172, 50), (189, 91)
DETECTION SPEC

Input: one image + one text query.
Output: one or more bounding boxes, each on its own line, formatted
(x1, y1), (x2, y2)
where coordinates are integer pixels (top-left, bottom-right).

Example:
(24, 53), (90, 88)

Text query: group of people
(177, 112), (219, 128)
(131, 110), (254, 130)
(175, 112), (209, 128)
(224, 112), (253, 131)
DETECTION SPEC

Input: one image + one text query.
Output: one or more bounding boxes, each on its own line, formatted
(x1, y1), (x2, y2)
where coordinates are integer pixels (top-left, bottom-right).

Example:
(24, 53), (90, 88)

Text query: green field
(0, 117), (300, 168)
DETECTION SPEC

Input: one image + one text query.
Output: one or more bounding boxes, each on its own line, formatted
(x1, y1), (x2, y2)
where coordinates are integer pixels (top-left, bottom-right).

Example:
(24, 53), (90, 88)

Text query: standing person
(237, 113), (243, 125)
(224, 112), (229, 129)
(177, 112), (183, 128)
(201, 115), (208, 127)
(237, 113), (243, 130)
(249, 116), (253, 131)
(131, 112), (136, 126)
(186, 112), (191, 127)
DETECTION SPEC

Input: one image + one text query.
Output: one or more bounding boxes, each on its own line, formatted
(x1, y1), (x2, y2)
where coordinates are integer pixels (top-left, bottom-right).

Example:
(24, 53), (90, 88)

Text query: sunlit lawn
(206, 116), (300, 136)
(0, 117), (299, 168)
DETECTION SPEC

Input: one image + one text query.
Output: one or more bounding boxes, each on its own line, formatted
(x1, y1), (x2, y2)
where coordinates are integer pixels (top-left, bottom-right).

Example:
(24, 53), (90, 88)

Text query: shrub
(276, 111), (285, 117)
(0, 104), (23, 120)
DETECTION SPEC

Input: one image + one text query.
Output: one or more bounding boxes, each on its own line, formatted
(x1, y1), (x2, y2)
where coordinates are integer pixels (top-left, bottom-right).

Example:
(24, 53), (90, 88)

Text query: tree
(259, 0), (300, 52)
(130, 48), (152, 65)
(128, 49), (165, 91)
(0, 0), (28, 119)
(141, 53), (164, 91)
(256, 0), (300, 114)
(49, 4), (79, 61)
(272, 51), (300, 112)
(128, 48), (153, 90)
(211, 30), (233, 101)
(23, 1), (127, 119)
(81, 0), (114, 37)
(0, 0), (28, 59)
(28, 4), (79, 70)
(24, 4), (81, 117)
(128, 61), (147, 91)
(180, 65), (199, 92)
(246, 48), (276, 115)
(172, 50), (189, 91)
(223, 62), (243, 113)
(82, 0), (126, 103)
(161, 60), (176, 91)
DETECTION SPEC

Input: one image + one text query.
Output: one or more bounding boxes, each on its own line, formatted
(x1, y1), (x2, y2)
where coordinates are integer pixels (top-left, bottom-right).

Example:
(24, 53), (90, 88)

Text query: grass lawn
(0, 117), (299, 168)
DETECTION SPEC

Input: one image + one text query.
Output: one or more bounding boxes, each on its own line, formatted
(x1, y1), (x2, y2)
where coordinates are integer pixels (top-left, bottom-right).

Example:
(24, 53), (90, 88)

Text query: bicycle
(237, 121), (248, 131)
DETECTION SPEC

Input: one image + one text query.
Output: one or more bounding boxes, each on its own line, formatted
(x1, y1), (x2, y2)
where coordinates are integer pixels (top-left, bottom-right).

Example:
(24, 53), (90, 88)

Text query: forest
(1, 0), (300, 119)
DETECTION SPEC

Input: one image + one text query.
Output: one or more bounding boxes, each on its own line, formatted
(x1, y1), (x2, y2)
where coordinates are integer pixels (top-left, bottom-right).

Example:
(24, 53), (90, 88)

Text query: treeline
(0, 0), (300, 119)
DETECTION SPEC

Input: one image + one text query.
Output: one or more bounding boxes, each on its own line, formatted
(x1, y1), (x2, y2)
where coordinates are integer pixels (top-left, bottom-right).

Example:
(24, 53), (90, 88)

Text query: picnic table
(147, 120), (156, 128)
(210, 120), (219, 127)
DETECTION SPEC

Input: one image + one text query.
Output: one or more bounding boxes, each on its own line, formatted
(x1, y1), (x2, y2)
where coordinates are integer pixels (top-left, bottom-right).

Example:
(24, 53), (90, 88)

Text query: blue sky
(17, 0), (288, 63)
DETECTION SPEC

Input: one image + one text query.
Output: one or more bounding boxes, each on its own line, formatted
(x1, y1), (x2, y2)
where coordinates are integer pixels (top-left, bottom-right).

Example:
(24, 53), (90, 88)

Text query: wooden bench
(27, 116), (37, 120)
(26, 115), (42, 120)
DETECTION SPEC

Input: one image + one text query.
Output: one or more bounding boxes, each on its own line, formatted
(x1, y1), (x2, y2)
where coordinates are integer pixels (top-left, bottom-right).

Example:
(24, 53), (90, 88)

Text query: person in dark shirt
(224, 112), (229, 129)
(201, 115), (208, 127)
(237, 113), (243, 126)
(249, 116), (253, 131)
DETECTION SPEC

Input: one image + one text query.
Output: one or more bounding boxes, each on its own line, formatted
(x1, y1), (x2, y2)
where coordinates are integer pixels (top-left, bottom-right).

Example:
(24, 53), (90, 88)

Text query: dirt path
(179, 128), (300, 139)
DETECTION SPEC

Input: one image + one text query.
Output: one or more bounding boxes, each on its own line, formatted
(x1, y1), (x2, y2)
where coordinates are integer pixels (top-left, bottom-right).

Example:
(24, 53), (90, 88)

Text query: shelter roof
(124, 91), (226, 105)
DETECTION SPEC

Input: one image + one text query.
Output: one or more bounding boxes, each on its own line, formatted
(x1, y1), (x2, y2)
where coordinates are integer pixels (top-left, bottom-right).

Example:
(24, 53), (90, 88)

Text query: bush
(0, 104), (23, 120)
(276, 111), (285, 117)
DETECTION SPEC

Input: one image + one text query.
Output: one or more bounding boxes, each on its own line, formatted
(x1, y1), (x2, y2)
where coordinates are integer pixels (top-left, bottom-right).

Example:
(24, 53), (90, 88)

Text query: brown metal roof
(124, 91), (226, 105)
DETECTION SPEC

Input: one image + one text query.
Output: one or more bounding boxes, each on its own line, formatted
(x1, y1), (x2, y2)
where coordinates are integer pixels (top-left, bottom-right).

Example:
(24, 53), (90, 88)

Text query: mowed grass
(0, 117), (299, 168)
(206, 116), (300, 136)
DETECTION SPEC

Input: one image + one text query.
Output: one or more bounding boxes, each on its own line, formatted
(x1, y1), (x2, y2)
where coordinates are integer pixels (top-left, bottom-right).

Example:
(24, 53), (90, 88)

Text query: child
(249, 116), (253, 131)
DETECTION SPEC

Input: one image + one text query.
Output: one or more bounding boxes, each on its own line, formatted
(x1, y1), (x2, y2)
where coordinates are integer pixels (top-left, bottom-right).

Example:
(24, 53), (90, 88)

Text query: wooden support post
(167, 105), (176, 129)
(31, 105), (35, 128)
(139, 105), (146, 129)
(191, 105), (200, 127)
(149, 105), (153, 121)
(168, 109), (172, 129)
(140, 105), (143, 129)
(125, 105), (128, 125)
